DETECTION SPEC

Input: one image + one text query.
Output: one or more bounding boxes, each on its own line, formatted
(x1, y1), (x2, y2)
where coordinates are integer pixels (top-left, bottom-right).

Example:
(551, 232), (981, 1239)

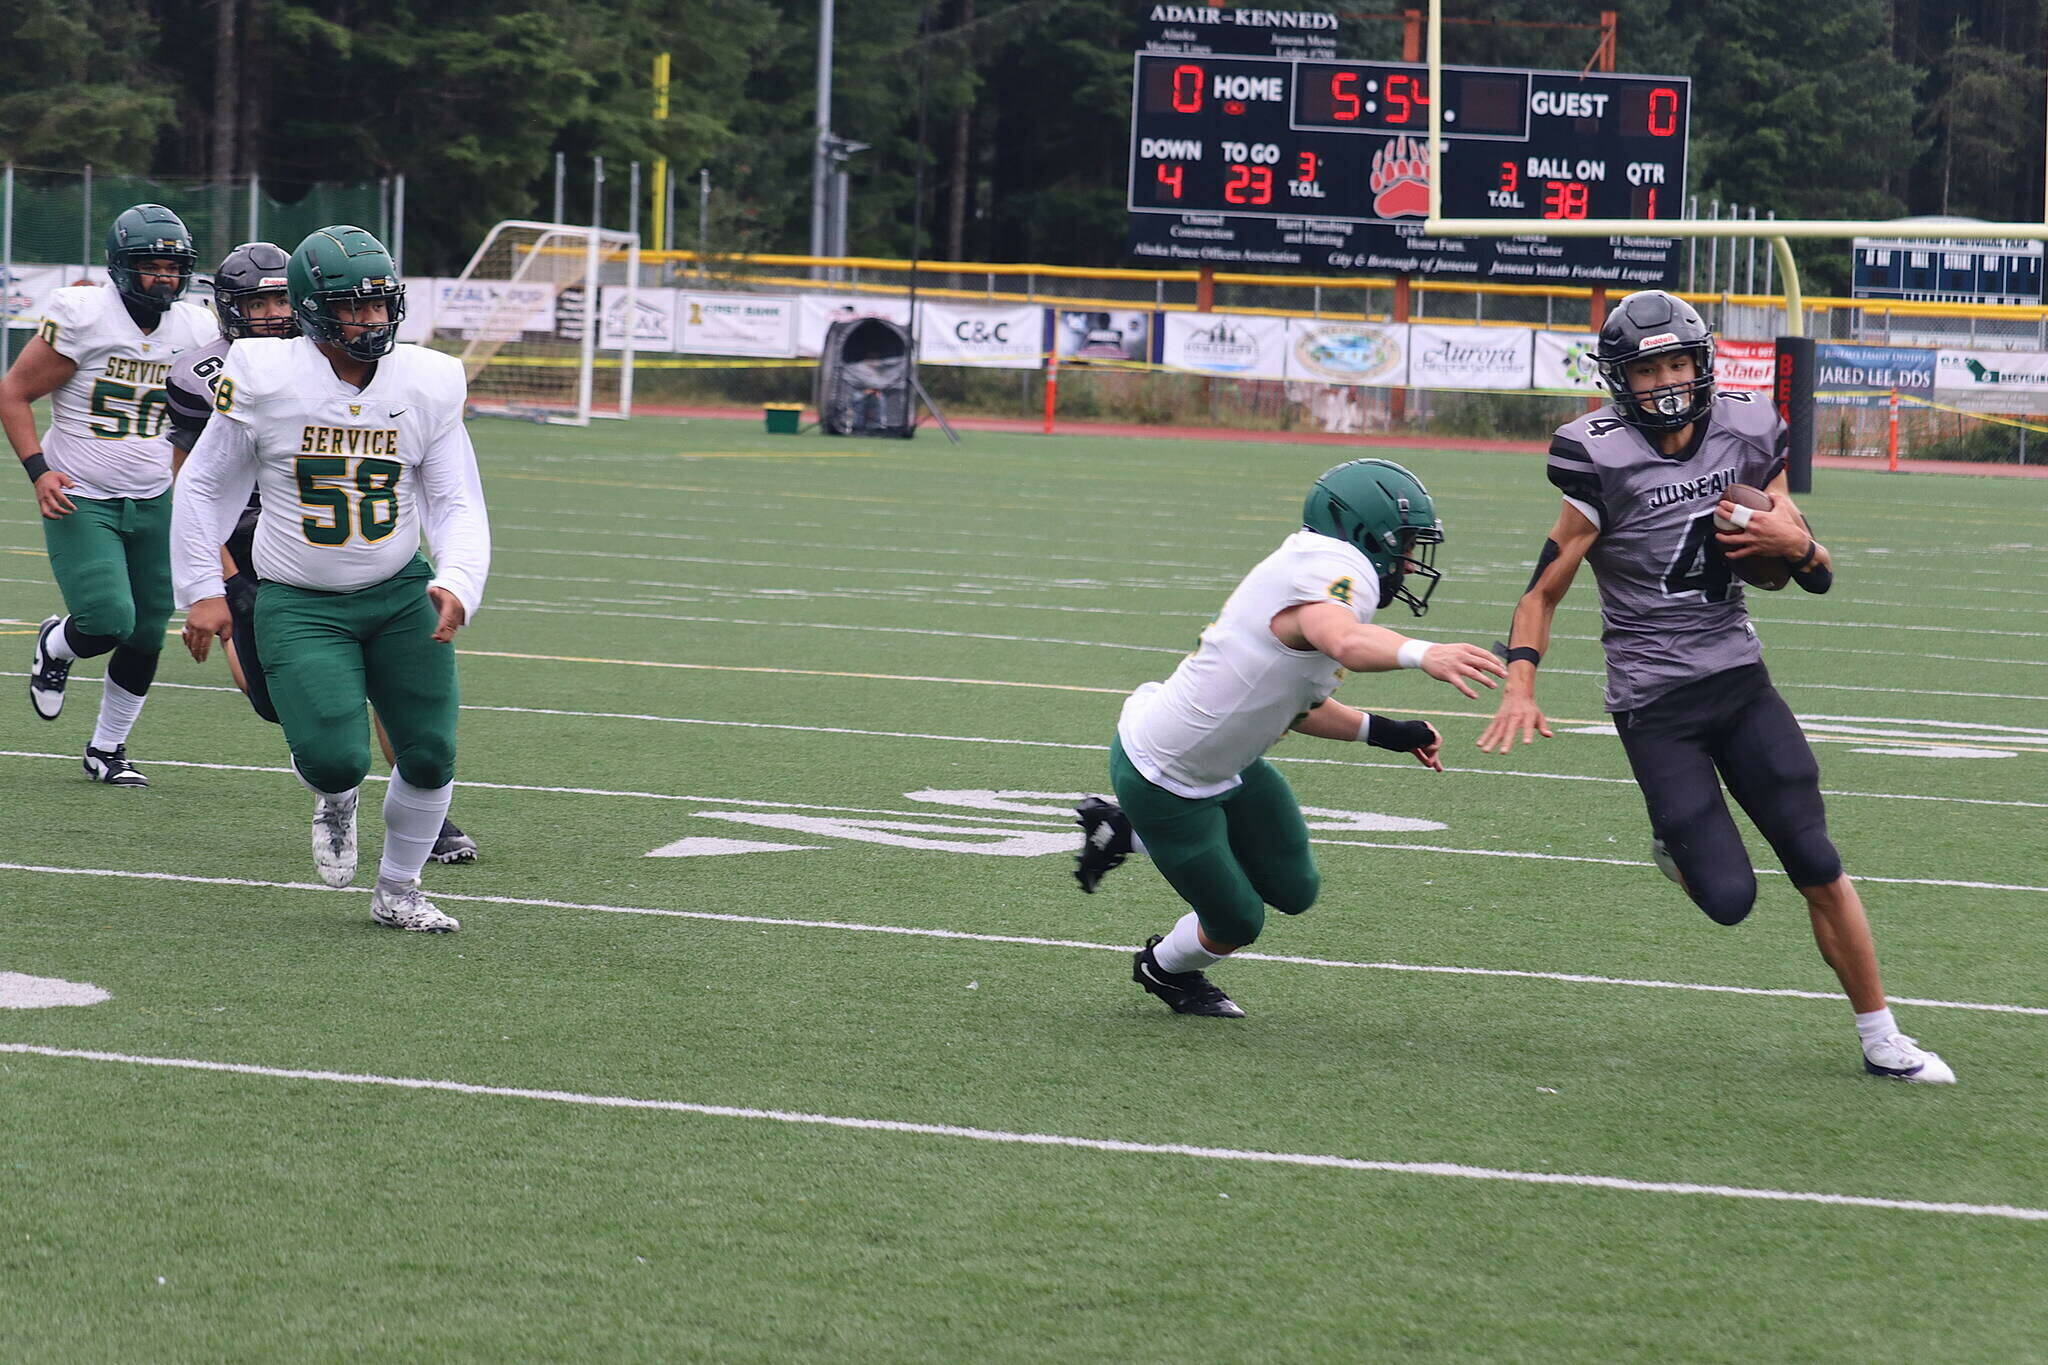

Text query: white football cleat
(370, 880), (461, 933)
(1863, 1032), (1956, 1084)
(311, 787), (360, 888)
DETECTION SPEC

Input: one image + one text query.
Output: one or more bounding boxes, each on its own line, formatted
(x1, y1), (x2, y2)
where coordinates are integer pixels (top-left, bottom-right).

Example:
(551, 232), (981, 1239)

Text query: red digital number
(1156, 163), (1184, 200)
(1498, 161), (1518, 193)
(1542, 180), (1590, 219)
(1385, 73), (1430, 125)
(1331, 72), (1360, 122)
(1643, 186), (1658, 219)
(1171, 64), (1204, 114)
(1647, 86), (1678, 136)
(1296, 151), (1320, 182)
(1224, 164), (1274, 206)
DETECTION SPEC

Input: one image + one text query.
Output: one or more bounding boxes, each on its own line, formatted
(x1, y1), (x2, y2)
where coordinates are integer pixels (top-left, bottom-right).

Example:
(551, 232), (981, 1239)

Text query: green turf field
(3, 417), (2046, 1362)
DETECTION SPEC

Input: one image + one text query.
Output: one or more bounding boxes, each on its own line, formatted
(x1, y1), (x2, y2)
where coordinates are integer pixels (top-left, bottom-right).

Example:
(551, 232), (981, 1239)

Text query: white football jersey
(1119, 530), (1378, 798)
(37, 282), (219, 499)
(170, 337), (490, 620)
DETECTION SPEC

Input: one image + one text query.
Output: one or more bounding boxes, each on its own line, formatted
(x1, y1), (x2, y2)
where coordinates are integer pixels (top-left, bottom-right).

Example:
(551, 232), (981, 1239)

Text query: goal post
(432, 220), (639, 425)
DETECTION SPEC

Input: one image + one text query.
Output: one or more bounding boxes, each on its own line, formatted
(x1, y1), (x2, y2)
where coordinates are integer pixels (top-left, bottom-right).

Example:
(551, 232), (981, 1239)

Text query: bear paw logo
(1370, 136), (1431, 219)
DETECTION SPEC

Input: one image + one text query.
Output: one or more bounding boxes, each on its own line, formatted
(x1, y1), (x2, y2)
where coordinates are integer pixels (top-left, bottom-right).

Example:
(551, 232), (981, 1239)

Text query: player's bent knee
(391, 735), (455, 790)
(1784, 836), (1843, 890)
(293, 743), (371, 796)
(1198, 902), (1266, 948)
(1690, 870), (1758, 927)
(1266, 866), (1320, 916)
(69, 597), (136, 644)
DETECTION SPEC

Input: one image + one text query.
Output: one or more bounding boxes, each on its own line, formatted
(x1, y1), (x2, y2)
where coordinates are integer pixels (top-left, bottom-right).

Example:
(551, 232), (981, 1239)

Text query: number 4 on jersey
(1662, 510), (1735, 602)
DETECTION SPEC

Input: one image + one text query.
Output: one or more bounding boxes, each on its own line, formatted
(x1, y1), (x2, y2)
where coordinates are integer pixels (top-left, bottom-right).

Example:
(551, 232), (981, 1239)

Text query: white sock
(90, 680), (146, 751)
(1152, 911), (1223, 974)
(1854, 1007), (1898, 1046)
(45, 617), (80, 662)
(378, 775), (454, 889)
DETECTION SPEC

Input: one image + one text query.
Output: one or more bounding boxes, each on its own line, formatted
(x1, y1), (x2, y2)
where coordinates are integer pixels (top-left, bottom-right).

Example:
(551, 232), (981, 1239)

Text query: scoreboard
(1127, 11), (1690, 284)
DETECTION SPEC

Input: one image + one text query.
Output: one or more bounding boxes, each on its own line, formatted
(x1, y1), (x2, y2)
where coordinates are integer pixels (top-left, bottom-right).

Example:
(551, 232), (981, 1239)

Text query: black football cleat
(430, 818), (479, 864)
(1132, 935), (1245, 1018)
(30, 615), (72, 720)
(1074, 796), (1133, 893)
(83, 743), (148, 788)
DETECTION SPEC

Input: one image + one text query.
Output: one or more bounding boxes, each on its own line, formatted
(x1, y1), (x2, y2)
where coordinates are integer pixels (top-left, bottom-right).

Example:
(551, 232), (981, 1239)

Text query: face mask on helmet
(301, 285), (406, 362)
(1376, 523), (1445, 615)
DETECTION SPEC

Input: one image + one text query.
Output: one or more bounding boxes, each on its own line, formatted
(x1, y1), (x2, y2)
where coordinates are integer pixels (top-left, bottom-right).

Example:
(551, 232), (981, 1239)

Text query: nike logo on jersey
(387, 408), (407, 418)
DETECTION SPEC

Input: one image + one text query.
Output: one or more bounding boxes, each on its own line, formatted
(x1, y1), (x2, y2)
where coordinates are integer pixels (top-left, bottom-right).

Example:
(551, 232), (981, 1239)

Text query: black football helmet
(210, 241), (298, 339)
(1594, 290), (1715, 432)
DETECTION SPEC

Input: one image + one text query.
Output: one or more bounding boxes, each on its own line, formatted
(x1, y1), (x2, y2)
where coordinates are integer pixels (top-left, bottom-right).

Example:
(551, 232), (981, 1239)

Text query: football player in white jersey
(1076, 459), (1507, 1017)
(172, 225), (491, 933)
(1, 204), (219, 785)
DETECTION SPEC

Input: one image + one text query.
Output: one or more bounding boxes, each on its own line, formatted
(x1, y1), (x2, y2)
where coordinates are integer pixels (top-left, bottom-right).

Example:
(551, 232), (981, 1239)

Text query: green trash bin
(764, 403), (804, 434)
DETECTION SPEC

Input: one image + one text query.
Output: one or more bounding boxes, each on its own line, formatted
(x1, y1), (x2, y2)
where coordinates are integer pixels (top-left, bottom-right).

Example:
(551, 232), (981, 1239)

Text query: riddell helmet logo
(1639, 332), (1681, 348)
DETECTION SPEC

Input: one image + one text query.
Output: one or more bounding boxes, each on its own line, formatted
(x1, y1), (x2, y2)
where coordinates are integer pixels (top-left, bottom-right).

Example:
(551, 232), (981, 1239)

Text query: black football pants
(1613, 664), (1843, 926)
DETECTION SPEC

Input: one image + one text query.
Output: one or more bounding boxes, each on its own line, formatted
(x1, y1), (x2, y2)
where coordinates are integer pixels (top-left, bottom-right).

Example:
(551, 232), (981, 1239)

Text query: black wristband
(1504, 645), (1542, 668)
(22, 453), (49, 483)
(1364, 714), (1435, 752)
(1792, 539), (1820, 572)
(1794, 562), (1833, 594)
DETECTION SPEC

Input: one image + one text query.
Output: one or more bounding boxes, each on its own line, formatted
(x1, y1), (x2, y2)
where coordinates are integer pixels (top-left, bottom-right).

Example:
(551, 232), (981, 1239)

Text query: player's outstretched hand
(1421, 642), (1508, 699)
(427, 586), (467, 643)
(34, 470), (76, 519)
(182, 597), (233, 663)
(1411, 721), (1445, 772)
(1476, 692), (1553, 753)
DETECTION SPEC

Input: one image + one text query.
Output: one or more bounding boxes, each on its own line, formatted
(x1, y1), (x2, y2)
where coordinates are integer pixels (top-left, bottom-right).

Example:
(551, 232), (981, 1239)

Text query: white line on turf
(0, 861), (2042, 1015)
(1, 1042), (2039, 1222)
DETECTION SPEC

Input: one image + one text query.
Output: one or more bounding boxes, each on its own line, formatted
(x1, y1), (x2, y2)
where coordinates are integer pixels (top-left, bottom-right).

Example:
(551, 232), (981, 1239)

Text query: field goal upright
(435, 220), (640, 425)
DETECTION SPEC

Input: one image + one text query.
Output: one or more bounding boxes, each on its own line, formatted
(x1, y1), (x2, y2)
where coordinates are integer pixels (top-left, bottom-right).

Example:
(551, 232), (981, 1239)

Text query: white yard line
(0, 861), (2042, 1015)
(1, 1042), (2040, 1222)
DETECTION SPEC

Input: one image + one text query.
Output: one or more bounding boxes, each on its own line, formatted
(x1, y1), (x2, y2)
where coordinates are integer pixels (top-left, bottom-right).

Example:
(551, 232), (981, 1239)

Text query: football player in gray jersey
(166, 242), (479, 864)
(1477, 290), (1953, 1084)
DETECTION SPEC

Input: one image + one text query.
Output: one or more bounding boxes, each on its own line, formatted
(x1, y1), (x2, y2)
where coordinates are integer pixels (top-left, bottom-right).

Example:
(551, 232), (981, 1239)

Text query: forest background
(1, 0), (2042, 289)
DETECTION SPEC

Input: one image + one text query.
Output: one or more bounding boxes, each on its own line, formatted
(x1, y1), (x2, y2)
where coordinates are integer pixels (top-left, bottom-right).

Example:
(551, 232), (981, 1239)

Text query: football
(1713, 484), (1792, 590)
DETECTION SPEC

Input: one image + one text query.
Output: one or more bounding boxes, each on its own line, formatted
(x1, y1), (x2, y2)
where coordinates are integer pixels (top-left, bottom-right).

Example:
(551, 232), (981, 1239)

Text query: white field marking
(496, 520), (1233, 575)
(1, 862), (2044, 1021)
(487, 600), (1190, 655)
(0, 973), (109, 1009)
(646, 837), (822, 857)
(1, 1045), (2040, 1226)
(5, 669), (2045, 810)
(504, 543), (1235, 594)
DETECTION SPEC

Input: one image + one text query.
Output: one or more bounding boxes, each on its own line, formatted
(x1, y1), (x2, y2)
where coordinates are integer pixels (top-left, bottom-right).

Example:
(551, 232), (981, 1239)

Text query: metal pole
(1687, 194), (1698, 292)
(1763, 210), (1775, 301)
(650, 53), (670, 259)
(592, 155), (604, 230)
(248, 172), (259, 242)
(82, 164), (92, 275)
(697, 169), (709, 272)
(392, 174), (405, 272)
(2, 162), (13, 371)
(378, 177), (390, 246)
(628, 160), (641, 245)
(811, 0), (836, 271)
(1746, 206), (1757, 294)
(554, 152), (565, 224)
(1706, 200), (1717, 295)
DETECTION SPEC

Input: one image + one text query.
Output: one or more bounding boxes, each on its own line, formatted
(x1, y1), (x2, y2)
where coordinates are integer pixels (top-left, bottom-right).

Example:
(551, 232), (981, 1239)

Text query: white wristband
(1396, 639), (1432, 670)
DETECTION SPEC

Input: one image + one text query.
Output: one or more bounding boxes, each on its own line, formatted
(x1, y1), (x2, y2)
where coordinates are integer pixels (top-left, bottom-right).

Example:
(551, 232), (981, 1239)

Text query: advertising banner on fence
(1532, 330), (1602, 392)
(677, 292), (797, 357)
(1161, 312), (1288, 379)
(1287, 320), (1407, 387)
(796, 294), (912, 357)
(1051, 308), (1151, 366)
(434, 278), (556, 339)
(916, 301), (1043, 369)
(1407, 324), (1533, 390)
(1814, 344), (1935, 406)
(3, 265), (107, 328)
(599, 287), (677, 351)
(1714, 337), (1777, 392)
(1934, 348), (2048, 414)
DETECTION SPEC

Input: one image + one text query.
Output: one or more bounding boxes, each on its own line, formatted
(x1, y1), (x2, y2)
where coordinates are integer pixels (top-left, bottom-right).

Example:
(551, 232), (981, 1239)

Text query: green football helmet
(288, 225), (406, 361)
(105, 203), (197, 314)
(1300, 458), (1445, 615)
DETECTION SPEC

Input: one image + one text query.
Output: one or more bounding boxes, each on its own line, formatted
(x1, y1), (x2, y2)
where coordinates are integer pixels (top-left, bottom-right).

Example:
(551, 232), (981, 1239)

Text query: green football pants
(39, 491), (173, 653)
(1108, 735), (1321, 948)
(255, 555), (459, 794)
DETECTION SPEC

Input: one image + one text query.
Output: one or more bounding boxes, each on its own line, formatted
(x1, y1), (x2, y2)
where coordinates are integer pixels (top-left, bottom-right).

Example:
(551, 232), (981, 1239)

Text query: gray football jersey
(1546, 392), (1789, 712)
(164, 334), (231, 452)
